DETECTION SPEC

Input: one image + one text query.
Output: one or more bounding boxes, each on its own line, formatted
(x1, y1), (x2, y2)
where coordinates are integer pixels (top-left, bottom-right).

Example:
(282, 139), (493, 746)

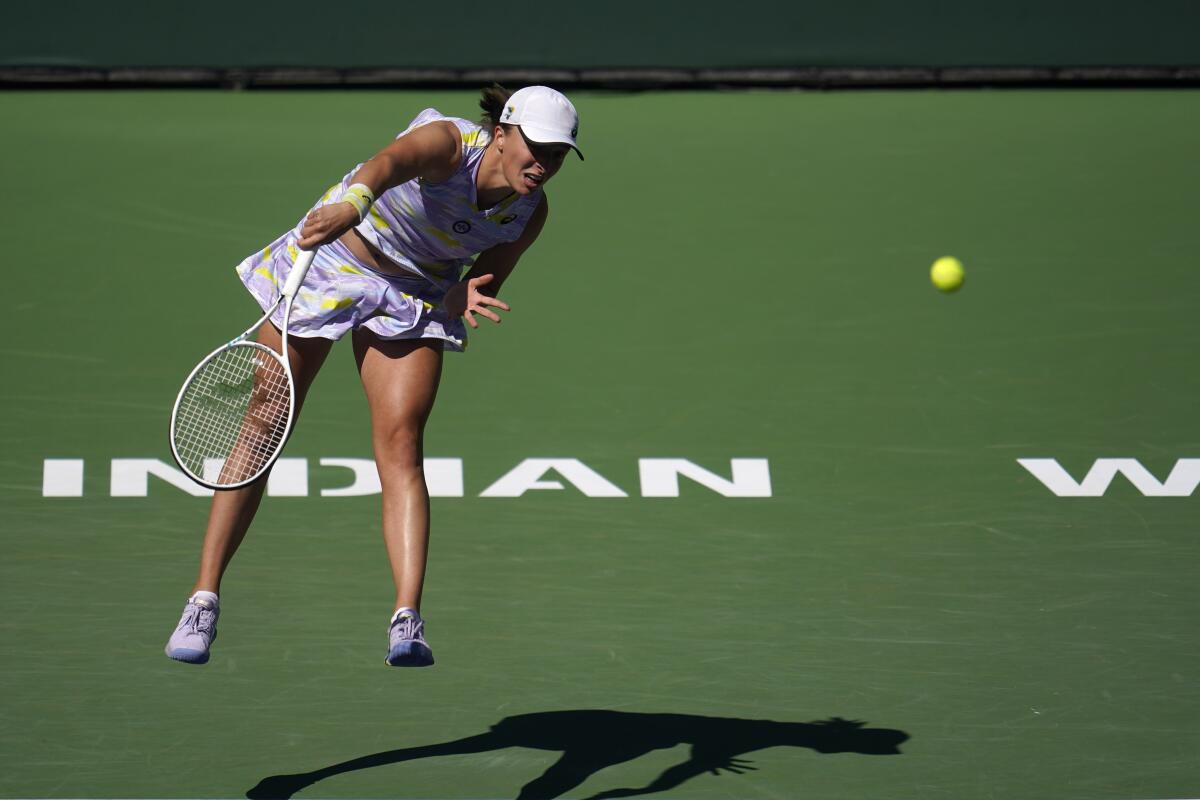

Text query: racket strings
(173, 344), (292, 486)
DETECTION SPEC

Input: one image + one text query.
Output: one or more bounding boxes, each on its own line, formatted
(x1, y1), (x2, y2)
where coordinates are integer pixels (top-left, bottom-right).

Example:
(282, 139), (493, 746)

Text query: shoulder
(403, 108), (489, 152)
(397, 109), (493, 183)
(389, 118), (463, 183)
(398, 114), (461, 153)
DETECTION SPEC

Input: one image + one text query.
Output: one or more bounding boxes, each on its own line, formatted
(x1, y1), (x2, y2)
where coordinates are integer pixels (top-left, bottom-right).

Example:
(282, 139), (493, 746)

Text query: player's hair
(479, 84), (514, 129)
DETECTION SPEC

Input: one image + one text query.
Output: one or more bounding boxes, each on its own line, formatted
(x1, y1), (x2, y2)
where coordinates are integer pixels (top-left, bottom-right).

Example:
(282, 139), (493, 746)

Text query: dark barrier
(3, 0), (1198, 86)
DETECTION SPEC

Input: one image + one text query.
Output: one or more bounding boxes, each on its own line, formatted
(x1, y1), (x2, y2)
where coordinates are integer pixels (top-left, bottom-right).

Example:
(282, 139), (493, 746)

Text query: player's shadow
(246, 710), (909, 800)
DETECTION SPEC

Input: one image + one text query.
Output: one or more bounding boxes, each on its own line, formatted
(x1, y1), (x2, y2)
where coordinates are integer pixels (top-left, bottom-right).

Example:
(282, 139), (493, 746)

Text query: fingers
(453, 275), (510, 328)
(299, 204), (356, 249)
(476, 295), (511, 312)
(298, 217), (320, 249)
(300, 210), (324, 236)
(709, 758), (755, 775)
(297, 225), (326, 250)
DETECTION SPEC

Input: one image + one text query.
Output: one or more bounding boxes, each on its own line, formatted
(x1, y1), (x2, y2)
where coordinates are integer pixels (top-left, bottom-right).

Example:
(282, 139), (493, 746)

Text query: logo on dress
(498, 215), (518, 225)
(452, 220), (472, 234)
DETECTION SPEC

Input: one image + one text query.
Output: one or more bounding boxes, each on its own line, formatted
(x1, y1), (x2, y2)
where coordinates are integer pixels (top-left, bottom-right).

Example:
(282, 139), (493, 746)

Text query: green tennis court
(1, 89), (1198, 799)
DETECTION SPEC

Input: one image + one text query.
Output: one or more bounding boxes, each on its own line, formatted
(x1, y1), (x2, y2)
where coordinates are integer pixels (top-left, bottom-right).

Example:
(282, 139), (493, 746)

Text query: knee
(372, 419), (424, 471)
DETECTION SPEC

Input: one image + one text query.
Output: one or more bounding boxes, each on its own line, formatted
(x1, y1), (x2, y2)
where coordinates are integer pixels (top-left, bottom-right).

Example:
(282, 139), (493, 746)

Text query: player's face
(499, 126), (570, 194)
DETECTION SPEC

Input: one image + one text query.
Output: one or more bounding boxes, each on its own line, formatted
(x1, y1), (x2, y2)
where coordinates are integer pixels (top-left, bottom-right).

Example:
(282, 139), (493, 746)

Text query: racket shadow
(245, 710), (909, 800)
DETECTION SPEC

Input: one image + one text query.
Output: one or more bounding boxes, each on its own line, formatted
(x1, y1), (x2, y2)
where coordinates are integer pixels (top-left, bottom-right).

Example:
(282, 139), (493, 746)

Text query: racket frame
(169, 247), (317, 490)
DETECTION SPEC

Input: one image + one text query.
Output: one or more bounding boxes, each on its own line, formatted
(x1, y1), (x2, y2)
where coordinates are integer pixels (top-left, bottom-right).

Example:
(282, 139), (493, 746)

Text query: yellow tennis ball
(930, 256), (965, 293)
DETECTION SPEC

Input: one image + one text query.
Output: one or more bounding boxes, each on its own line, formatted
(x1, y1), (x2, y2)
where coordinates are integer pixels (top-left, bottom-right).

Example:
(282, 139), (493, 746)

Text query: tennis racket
(169, 247), (317, 490)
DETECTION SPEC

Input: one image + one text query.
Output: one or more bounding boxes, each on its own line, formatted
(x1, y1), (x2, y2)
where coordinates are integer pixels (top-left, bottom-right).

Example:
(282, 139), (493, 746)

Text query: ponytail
(478, 83), (514, 130)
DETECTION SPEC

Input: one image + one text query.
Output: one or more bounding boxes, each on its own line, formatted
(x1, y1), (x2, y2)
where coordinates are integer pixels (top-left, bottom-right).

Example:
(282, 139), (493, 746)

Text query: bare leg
(191, 323), (332, 594)
(352, 331), (444, 612)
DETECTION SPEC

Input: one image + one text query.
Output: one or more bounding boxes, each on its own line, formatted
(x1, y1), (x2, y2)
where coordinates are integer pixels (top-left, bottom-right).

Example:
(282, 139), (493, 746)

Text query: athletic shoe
(164, 595), (219, 664)
(385, 609), (434, 667)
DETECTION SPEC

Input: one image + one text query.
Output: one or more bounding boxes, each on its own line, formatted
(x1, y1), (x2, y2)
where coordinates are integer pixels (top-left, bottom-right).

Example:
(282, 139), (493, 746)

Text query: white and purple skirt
(235, 231), (467, 352)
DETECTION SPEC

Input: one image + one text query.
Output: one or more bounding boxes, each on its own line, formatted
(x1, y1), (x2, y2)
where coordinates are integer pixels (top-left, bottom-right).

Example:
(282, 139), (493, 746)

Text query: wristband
(341, 183), (375, 221)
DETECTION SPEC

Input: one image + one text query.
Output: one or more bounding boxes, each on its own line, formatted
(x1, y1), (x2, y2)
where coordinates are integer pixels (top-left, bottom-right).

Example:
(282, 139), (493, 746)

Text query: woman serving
(165, 85), (583, 667)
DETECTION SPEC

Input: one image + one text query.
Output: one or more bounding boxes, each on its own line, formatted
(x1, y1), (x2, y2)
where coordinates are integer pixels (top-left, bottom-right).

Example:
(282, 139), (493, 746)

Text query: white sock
(391, 607), (420, 624)
(191, 591), (220, 611)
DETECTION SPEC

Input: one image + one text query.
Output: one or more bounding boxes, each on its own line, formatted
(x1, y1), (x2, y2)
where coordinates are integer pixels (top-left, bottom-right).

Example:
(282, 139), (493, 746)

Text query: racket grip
(282, 247), (318, 298)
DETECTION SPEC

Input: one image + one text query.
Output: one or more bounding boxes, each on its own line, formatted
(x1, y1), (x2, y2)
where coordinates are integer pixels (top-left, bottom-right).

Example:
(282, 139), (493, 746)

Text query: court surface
(1, 89), (1198, 799)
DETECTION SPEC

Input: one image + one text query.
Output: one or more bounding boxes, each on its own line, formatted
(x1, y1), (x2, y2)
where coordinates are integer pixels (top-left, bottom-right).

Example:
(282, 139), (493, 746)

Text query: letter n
(638, 458), (772, 497)
(111, 459), (213, 497)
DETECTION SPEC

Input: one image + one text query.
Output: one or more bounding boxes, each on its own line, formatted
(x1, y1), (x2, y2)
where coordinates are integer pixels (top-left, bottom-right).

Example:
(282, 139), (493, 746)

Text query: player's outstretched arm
(583, 754), (755, 800)
(297, 121), (462, 249)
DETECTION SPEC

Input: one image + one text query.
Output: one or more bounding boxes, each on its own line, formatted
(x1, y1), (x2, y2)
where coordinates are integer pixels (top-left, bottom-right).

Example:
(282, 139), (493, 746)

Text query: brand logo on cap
(452, 220), (472, 234)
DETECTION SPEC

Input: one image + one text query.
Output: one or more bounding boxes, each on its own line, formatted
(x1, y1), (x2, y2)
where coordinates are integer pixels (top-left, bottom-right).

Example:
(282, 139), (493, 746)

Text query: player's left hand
(297, 202), (360, 249)
(705, 756), (756, 776)
(444, 274), (511, 329)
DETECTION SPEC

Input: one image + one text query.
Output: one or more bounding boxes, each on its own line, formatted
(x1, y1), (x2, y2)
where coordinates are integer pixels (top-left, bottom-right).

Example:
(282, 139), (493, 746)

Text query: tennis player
(165, 85), (583, 667)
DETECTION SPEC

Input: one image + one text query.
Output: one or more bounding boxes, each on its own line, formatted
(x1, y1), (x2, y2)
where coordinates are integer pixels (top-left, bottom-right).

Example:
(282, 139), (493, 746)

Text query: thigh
(256, 323), (333, 409)
(352, 331), (445, 432)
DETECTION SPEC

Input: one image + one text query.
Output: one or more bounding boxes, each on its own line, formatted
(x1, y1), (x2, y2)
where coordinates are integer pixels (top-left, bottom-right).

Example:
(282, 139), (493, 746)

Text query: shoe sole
(385, 641), (434, 667)
(165, 647), (210, 664)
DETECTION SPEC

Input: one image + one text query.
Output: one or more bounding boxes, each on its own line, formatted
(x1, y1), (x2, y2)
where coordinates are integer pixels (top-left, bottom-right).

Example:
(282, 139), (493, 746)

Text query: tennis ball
(930, 256), (965, 293)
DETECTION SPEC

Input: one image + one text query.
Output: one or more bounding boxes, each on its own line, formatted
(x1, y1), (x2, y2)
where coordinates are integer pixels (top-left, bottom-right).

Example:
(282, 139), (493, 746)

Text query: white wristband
(342, 183), (375, 222)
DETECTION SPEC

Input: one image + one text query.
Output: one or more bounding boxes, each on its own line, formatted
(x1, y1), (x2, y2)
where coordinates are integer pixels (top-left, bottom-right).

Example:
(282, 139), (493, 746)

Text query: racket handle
(282, 247), (318, 299)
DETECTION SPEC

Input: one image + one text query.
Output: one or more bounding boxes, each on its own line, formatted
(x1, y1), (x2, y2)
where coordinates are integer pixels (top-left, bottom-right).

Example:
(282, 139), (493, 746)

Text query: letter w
(1017, 458), (1200, 497)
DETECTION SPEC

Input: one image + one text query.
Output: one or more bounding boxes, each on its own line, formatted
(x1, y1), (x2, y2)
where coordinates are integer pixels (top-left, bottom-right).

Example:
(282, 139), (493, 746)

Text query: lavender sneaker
(385, 609), (434, 667)
(165, 595), (219, 664)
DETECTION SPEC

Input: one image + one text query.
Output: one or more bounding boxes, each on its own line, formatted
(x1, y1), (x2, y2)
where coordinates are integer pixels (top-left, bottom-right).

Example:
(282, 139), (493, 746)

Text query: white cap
(500, 86), (584, 160)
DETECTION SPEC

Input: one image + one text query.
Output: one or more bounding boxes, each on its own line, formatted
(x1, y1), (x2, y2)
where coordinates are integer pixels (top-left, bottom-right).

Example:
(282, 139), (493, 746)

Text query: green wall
(3, 0), (1198, 69)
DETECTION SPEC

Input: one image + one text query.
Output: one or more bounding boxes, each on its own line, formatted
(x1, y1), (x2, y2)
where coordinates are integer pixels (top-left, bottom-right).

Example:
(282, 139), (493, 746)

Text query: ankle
(190, 590), (220, 611)
(391, 606), (421, 623)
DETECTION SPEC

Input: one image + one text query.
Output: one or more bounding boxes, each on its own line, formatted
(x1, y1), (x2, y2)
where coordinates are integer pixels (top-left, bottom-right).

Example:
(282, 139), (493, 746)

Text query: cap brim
(519, 124), (585, 161)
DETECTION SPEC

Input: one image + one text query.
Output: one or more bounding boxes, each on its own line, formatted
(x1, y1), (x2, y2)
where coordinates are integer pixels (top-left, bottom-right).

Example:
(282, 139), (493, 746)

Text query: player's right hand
(298, 202), (360, 249)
